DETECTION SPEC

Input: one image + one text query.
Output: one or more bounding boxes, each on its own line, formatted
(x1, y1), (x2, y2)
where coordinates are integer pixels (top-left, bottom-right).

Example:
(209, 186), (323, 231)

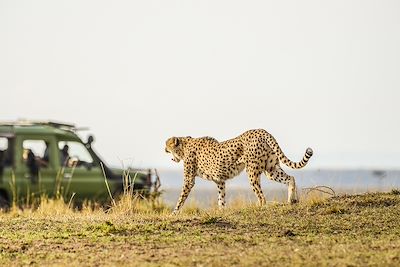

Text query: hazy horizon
(1, 1), (399, 170)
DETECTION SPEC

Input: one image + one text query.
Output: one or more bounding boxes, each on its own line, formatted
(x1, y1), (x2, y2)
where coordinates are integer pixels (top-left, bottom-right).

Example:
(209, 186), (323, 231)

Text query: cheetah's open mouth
(171, 156), (180, 163)
(166, 149), (180, 163)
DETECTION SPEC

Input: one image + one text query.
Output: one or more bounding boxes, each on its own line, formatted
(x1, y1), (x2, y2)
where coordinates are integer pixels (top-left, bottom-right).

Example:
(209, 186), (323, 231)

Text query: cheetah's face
(165, 137), (182, 163)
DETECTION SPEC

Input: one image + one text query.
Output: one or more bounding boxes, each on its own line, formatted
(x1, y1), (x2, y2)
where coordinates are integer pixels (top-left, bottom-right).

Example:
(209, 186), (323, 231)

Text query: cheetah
(165, 129), (313, 214)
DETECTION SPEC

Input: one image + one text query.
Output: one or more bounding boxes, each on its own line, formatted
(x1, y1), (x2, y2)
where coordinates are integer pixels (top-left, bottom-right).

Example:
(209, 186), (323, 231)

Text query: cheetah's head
(165, 137), (182, 163)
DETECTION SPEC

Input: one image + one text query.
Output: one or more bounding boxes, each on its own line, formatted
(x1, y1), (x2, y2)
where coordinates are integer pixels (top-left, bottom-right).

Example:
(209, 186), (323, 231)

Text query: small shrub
(201, 216), (221, 225)
(391, 189), (400, 195)
(323, 205), (346, 214)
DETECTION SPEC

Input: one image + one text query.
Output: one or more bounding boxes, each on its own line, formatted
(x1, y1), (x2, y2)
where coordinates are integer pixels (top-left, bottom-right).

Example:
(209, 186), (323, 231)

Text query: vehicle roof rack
(0, 120), (77, 130)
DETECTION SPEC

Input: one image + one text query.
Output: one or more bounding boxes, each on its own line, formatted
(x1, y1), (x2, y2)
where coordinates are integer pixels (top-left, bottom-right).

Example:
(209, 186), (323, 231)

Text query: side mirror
(86, 135), (95, 147)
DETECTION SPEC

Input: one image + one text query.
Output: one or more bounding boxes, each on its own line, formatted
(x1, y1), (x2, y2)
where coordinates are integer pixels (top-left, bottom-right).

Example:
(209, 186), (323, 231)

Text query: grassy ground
(0, 190), (400, 266)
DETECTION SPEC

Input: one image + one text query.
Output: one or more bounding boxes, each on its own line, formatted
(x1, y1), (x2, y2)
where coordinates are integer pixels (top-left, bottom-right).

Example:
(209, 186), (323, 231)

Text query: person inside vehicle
(37, 141), (50, 168)
(26, 149), (39, 182)
(60, 144), (70, 167)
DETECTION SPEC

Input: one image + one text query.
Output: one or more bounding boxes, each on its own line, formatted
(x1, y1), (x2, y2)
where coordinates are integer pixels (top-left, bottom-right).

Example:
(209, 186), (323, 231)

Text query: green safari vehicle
(0, 120), (160, 209)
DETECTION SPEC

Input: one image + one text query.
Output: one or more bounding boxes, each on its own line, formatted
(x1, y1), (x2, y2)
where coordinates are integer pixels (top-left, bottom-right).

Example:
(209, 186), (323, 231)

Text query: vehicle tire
(0, 193), (10, 211)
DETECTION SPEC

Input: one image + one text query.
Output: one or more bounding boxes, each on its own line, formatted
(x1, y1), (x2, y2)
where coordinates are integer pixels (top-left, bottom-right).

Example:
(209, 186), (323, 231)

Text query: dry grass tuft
(35, 196), (75, 216)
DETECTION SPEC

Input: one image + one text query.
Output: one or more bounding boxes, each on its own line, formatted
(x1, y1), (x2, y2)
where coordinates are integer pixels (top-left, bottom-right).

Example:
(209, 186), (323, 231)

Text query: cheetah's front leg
(173, 159), (197, 215)
(172, 177), (195, 215)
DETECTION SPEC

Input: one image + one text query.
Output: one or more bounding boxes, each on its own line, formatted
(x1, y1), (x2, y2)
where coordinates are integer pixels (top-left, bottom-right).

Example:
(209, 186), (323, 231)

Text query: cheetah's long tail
(266, 135), (313, 169)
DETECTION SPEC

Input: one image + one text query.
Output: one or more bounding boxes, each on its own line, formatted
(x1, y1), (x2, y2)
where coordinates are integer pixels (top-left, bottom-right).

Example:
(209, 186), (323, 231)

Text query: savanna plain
(1, 190), (400, 267)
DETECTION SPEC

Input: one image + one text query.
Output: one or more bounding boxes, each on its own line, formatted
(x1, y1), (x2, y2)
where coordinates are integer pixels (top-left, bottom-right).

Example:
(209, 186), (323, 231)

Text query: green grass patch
(0, 191), (399, 266)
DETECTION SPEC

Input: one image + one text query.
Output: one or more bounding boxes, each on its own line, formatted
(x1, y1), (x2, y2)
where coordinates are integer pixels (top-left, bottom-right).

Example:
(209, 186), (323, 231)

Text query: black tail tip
(306, 148), (313, 156)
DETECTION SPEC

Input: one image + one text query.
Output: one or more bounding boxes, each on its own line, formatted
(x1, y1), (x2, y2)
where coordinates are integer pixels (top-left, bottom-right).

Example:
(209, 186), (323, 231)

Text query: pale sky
(1, 0), (399, 170)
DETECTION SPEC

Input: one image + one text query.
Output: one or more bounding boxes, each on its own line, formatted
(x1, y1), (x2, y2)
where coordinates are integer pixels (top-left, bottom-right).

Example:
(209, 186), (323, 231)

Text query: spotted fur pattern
(165, 129), (313, 214)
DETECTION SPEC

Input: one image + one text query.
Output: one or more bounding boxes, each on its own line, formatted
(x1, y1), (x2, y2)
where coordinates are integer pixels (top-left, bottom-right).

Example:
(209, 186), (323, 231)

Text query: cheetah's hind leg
(246, 167), (266, 205)
(265, 165), (298, 204)
(216, 181), (226, 209)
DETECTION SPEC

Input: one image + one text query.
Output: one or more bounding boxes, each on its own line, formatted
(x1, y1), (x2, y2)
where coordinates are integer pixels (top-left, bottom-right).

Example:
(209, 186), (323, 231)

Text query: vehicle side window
(0, 137), (7, 151)
(58, 141), (94, 168)
(22, 140), (51, 169)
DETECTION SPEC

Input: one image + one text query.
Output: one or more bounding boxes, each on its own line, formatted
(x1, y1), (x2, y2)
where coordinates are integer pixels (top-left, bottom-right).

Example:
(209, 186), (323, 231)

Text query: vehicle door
(0, 136), (14, 204)
(57, 140), (108, 201)
(15, 136), (58, 202)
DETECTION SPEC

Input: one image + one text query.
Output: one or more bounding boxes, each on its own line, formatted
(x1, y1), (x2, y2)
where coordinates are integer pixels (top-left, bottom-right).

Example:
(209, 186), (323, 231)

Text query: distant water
(157, 169), (400, 207)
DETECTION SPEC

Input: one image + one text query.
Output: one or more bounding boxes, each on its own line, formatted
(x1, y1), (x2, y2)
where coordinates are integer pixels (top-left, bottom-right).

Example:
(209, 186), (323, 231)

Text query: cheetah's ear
(173, 137), (180, 147)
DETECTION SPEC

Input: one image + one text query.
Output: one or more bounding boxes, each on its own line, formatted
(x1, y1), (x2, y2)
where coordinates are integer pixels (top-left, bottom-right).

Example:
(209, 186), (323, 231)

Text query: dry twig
(302, 185), (336, 197)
